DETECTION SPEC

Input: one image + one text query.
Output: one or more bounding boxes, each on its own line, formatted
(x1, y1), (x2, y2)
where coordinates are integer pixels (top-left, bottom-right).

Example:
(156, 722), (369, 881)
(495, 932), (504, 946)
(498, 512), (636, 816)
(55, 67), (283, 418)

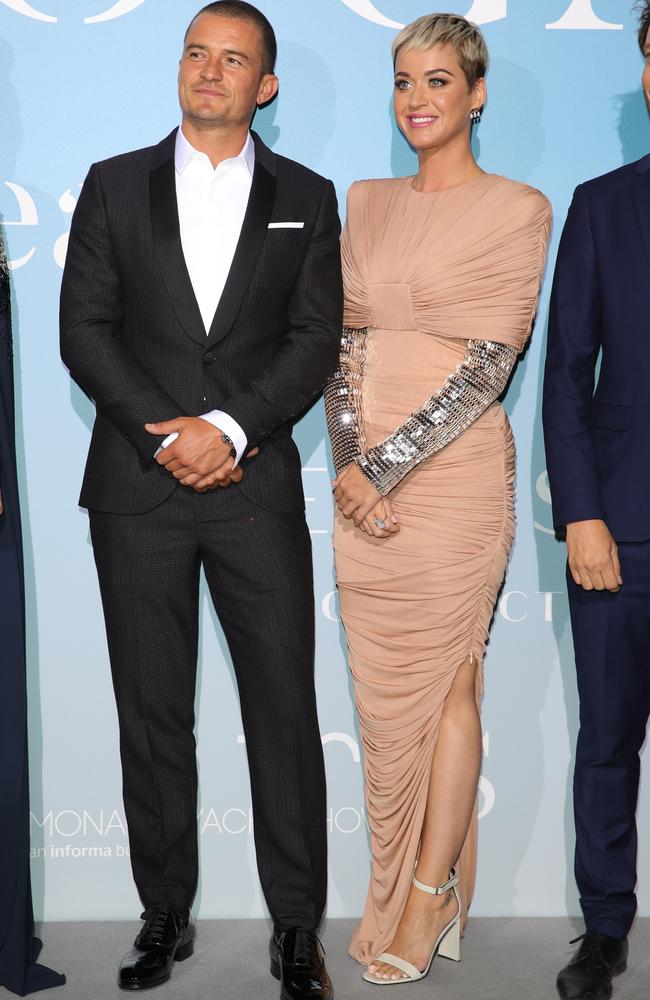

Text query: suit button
(203, 354), (215, 365)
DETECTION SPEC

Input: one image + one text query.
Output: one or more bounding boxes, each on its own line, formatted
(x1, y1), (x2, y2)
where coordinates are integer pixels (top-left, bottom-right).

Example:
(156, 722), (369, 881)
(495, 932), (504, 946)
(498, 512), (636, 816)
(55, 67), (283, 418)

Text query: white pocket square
(268, 222), (305, 229)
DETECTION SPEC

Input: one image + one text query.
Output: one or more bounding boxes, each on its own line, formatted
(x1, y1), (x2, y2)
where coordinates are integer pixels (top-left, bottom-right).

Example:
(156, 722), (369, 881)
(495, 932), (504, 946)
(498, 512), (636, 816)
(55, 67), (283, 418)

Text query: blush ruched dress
(326, 174), (551, 965)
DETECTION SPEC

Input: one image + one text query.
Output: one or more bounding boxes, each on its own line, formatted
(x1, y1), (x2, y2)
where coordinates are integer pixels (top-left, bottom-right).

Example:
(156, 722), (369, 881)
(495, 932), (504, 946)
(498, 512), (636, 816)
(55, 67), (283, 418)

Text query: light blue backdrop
(1, 0), (648, 922)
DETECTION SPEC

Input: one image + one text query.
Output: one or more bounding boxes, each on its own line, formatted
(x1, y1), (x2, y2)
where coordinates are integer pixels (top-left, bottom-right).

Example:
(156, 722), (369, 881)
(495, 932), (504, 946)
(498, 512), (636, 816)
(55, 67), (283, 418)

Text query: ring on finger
(373, 518), (387, 530)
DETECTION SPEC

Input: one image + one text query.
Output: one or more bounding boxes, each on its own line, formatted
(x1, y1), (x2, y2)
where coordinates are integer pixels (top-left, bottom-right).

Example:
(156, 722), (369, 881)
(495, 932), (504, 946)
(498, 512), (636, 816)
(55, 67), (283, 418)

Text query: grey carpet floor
(11, 919), (650, 1000)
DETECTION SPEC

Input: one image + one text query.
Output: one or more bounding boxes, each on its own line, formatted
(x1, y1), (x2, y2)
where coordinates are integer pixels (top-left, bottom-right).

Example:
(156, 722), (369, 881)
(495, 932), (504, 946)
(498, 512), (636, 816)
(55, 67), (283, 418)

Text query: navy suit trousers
(569, 540), (650, 938)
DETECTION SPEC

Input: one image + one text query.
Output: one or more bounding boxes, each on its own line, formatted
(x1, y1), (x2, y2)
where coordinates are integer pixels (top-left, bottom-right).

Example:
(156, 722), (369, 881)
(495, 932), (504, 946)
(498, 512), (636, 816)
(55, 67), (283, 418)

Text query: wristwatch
(220, 431), (236, 458)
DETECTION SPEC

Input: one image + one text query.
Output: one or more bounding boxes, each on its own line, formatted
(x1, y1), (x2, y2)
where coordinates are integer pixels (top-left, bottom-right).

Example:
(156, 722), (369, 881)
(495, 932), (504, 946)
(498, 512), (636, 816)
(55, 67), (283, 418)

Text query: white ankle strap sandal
(362, 868), (461, 985)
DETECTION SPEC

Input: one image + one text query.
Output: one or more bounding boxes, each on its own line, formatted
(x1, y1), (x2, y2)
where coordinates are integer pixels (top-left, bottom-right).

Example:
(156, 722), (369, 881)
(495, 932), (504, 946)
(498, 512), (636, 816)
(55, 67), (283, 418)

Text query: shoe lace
(569, 933), (611, 970)
(138, 907), (177, 948)
(280, 929), (326, 967)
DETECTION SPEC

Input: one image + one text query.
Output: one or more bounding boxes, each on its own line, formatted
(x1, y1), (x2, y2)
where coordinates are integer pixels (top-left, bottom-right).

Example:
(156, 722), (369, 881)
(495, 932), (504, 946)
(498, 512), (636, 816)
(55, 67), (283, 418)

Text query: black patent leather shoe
(557, 933), (628, 1000)
(270, 927), (333, 1000)
(118, 907), (194, 991)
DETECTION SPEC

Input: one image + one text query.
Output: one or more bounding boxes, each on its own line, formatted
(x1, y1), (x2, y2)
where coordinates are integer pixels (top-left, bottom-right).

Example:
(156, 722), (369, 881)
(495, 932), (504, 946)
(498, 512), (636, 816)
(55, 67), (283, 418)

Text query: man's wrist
(219, 430), (236, 456)
(199, 411), (247, 464)
(566, 518), (609, 534)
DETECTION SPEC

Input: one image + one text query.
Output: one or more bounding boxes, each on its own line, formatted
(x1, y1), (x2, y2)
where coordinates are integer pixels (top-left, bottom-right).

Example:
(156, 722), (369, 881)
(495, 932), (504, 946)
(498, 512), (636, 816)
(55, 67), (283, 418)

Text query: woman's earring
(470, 109), (482, 125)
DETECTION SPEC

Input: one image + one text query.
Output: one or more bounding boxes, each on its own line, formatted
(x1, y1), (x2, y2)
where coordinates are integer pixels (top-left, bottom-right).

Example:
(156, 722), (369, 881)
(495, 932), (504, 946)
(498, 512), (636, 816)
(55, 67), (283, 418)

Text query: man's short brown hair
(638, 1), (650, 52)
(186, 1), (277, 75)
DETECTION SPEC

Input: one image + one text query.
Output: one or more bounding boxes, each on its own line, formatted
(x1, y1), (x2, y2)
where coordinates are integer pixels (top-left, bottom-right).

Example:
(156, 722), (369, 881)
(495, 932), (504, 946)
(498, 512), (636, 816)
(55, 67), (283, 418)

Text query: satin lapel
(205, 157), (277, 347)
(633, 156), (650, 275)
(149, 155), (206, 348)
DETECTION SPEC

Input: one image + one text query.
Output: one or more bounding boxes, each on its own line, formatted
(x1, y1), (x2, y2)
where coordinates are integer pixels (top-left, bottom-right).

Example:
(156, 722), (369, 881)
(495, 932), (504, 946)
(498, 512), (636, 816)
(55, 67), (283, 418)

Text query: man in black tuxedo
(60, 3), (342, 997)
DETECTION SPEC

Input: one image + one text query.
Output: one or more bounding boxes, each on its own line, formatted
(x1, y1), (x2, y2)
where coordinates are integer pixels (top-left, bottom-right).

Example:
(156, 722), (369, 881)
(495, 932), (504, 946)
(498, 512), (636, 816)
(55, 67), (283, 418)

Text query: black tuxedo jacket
(60, 129), (343, 515)
(543, 154), (650, 541)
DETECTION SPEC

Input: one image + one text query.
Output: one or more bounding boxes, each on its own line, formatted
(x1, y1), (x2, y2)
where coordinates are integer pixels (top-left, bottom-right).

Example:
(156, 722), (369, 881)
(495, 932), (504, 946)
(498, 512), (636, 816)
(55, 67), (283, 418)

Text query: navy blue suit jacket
(543, 154), (650, 541)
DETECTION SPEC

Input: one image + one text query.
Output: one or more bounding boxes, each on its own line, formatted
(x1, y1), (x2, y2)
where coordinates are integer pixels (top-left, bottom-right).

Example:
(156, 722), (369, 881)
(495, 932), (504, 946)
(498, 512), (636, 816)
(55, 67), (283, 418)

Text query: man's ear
(258, 74), (279, 107)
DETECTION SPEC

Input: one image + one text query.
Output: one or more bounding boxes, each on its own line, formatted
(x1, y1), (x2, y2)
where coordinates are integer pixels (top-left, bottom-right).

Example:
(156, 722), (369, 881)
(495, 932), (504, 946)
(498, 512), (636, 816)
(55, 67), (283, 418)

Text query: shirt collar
(175, 127), (255, 177)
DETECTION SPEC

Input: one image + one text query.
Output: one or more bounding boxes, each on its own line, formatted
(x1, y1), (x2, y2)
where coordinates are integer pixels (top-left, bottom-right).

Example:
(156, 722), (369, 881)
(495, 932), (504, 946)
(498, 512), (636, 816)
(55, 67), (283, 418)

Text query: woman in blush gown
(325, 13), (551, 987)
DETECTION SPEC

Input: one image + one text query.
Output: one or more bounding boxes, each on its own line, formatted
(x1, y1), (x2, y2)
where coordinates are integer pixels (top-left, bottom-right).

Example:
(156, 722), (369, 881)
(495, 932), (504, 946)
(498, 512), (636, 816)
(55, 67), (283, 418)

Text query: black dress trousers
(89, 483), (327, 930)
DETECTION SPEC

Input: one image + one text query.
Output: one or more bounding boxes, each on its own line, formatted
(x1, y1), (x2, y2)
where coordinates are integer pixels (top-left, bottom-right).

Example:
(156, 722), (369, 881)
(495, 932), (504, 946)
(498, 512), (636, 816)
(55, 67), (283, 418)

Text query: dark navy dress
(0, 233), (65, 995)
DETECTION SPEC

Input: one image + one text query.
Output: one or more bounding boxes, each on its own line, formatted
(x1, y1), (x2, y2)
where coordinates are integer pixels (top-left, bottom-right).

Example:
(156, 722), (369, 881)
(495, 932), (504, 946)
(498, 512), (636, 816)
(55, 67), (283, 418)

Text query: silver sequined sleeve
(324, 327), (368, 475)
(355, 339), (518, 495)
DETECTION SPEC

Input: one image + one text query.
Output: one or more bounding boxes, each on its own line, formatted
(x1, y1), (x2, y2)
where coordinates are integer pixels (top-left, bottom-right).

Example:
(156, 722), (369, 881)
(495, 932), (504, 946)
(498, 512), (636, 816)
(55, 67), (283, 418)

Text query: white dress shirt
(159, 127), (253, 464)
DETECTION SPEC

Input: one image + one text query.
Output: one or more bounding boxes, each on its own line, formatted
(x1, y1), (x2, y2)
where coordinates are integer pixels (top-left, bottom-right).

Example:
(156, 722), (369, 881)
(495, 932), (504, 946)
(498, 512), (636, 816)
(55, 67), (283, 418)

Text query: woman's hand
(361, 497), (400, 538)
(333, 463), (399, 535)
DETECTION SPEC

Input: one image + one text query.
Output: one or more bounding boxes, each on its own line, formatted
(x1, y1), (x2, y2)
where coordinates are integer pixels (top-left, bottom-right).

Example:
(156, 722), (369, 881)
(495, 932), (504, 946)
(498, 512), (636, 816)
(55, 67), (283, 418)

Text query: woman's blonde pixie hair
(392, 13), (489, 91)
